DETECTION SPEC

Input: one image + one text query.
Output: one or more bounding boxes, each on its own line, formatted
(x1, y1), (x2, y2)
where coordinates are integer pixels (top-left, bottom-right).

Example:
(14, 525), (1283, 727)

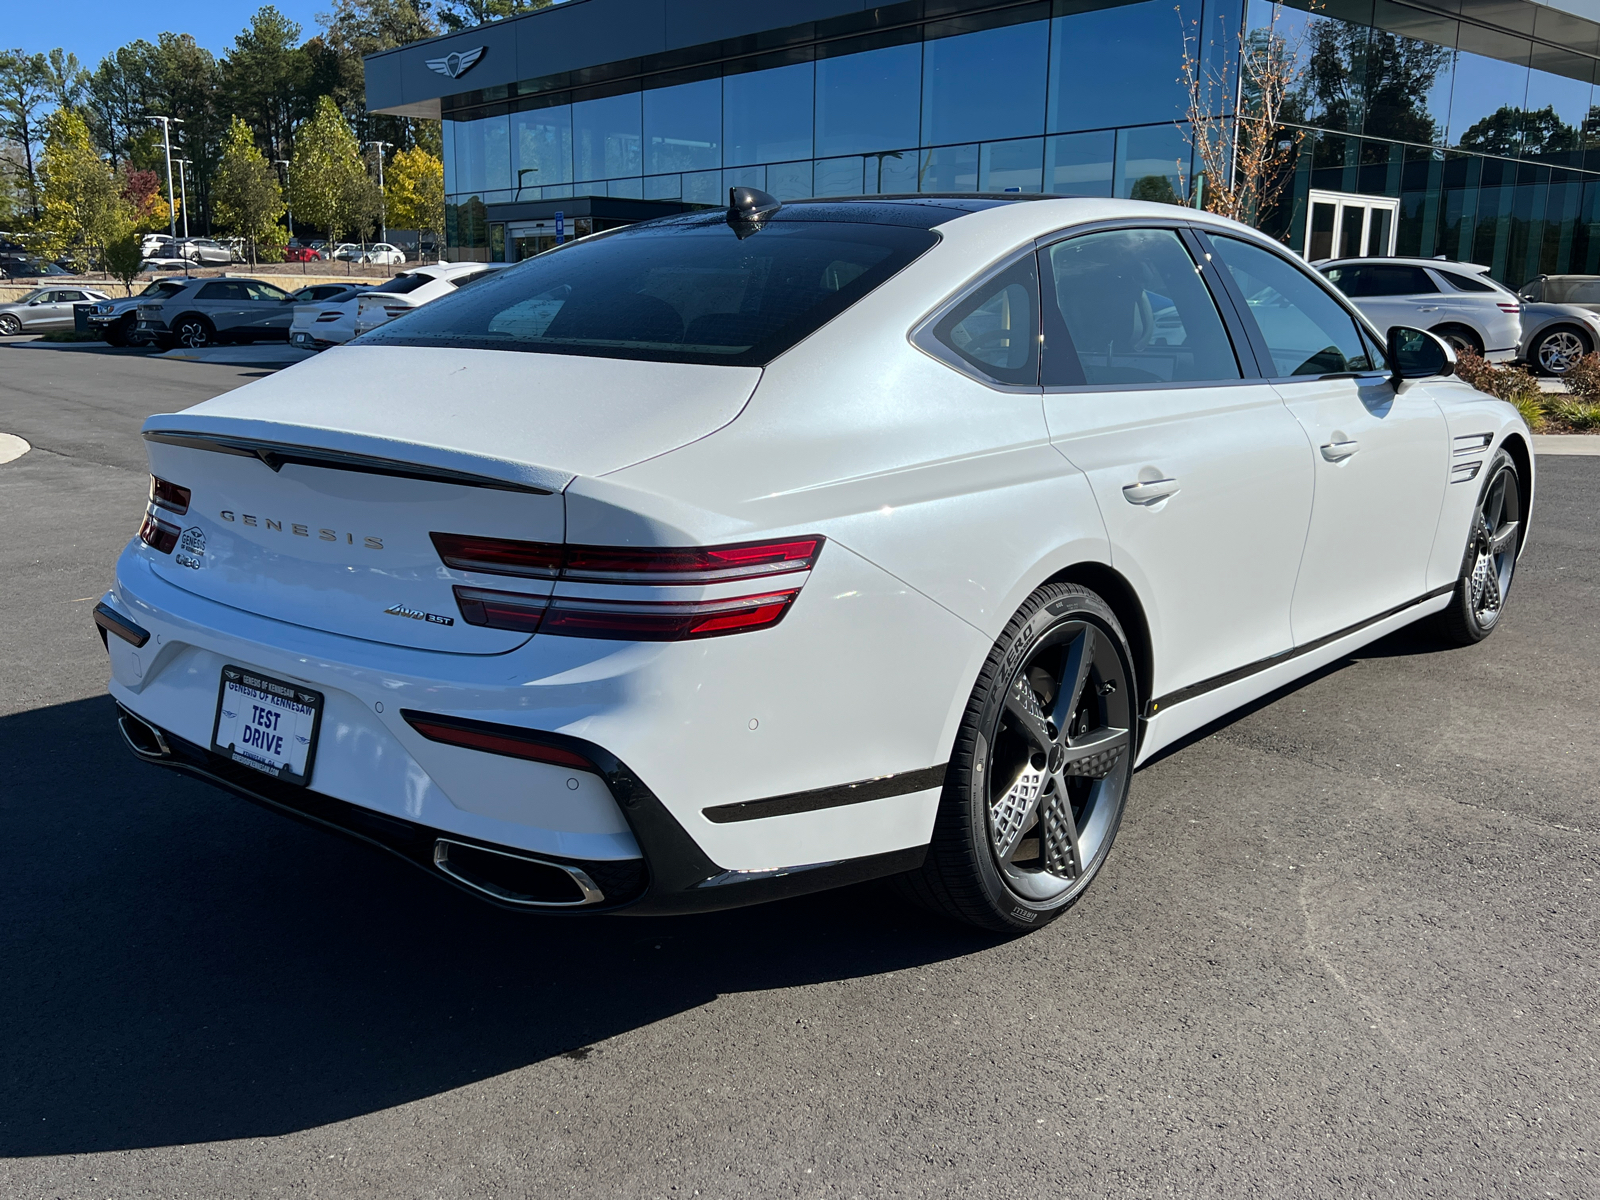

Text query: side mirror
(1387, 325), (1455, 381)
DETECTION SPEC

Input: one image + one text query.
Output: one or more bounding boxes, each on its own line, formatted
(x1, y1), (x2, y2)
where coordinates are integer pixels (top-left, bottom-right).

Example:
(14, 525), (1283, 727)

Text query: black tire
(102, 314), (133, 347)
(1434, 449), (1522, 646)
(1532, 325), (1590, 375)
(901, 582), (1137, 933)
(0, 313), (20, 336)
(172, 314), (214, 349)
(1431, 324), (1484, 357)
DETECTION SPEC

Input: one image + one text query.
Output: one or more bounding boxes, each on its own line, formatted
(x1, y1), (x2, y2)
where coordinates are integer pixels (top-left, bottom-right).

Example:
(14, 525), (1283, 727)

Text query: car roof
(1318, 256), (1494, 273)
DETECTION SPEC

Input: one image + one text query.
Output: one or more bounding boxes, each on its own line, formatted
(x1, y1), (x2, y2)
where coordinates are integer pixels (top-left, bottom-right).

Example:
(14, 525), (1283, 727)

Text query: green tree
(104, 229), (144, 295)
(0, 49), (51, 218)
(87, 41), (157, 167)
(317, 0), (438, 148)
(147, 33), (222, 233)
(290, 94), (377, 244)
(222, 7), (313, 164)
(386, 144), (443, 249)
(214, 116), (287, 265)
(38, 107), (131, 268)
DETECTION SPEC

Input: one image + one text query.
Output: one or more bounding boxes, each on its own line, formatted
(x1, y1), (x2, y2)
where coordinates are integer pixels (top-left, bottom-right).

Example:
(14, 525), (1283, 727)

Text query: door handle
(1321, 439), (1360, 462)
(1122, 477), (1180, 505)
(1416, 305), (1440, 312)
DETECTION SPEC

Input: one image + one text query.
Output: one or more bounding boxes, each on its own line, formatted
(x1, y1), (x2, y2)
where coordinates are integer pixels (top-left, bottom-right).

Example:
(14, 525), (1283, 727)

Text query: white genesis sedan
(98, 191), (1532, 932)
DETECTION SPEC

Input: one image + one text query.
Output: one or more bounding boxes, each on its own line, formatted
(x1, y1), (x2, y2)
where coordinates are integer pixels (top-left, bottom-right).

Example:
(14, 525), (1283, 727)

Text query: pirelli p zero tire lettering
(902, 582), (1137, 933)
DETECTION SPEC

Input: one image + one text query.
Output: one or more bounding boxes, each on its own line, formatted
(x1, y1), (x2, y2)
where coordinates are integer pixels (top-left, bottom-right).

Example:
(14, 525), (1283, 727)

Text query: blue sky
(8, 2), (331, 69)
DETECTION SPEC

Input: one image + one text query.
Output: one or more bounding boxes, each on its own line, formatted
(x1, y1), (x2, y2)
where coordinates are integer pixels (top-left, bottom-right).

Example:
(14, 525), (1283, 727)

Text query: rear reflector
(431, 533), (823, 584)
(402, 711), (596, 771)
(139, 512), (180, 554)
(149, 476), (190, 515)
(453, 585), (799, 641)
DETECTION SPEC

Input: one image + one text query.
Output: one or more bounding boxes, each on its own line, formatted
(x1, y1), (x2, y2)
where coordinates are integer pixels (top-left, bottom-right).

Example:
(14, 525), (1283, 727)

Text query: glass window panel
(1114, 124), (1188, 202)
(644, 174), (682, 200)
(453, 112), (510, 195)
(1045, 131), (1113, 196)
(442, 120), (457, 195)
(815, 43), (922, 157)
(725, 165), (766, 190)
(1323, 262), (1438, 295)
(608, 177), (643, 199)
(980, 138), (1044, 192)
(867, 150), (918, 193)
(1041, 227), (1242, 386)
(1049, 1), (1196, 134)
(932, 256), (1040, 385)
(815, 155), (865, 196)
(644, 78), (721, 175)
(1365, 3), (1457, 145)
(1448, 37), (1531, 152)
(1523, 47), (1592, 157)
(683, 169), (722, 205)
(541, 183), (574, 199)
(919, 144), (979, 192)
(921, 20), (1048, 146)
(768, 161), (814, 200)
(725, 62), (814, 166)
(1210, 234), (1374, 375)
(513, 104), (573, 193)
(573, 91), (641, 182)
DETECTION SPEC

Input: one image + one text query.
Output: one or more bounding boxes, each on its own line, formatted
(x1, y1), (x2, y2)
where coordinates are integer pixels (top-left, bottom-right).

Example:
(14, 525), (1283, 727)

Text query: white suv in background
(353, 262), (503, 336)
(1317, 257), (1520, 362)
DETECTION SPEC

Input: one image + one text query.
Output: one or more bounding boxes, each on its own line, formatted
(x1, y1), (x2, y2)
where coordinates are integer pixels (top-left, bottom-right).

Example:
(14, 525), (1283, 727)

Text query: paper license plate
(211, 665), (323, 786)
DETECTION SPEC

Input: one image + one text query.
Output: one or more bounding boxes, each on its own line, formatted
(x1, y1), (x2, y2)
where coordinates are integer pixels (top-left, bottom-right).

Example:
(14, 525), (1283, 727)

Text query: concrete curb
(0, 433), (31, 464)
(1533, 434), (1600, 455)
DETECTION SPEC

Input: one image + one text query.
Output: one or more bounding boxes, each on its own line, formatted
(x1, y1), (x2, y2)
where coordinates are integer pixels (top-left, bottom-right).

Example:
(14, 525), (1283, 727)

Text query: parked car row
(284, 239), (411, 265)
(1316, 255), (1600, 376)
(290, 262), (501, 349)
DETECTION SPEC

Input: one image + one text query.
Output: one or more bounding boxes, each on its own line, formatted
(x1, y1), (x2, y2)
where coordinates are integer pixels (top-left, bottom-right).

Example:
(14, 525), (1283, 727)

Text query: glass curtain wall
(444, 0), (1246, 255)
(1253, 0), (1600, 284)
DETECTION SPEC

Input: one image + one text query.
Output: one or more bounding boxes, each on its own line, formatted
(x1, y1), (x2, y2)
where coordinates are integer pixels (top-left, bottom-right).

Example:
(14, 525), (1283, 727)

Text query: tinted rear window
(375, 273), (435, 295)
(362, 218), (938, 366)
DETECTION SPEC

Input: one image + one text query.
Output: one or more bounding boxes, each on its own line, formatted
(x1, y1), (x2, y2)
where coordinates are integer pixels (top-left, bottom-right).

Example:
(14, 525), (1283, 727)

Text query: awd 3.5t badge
(385, 602), (454, 627)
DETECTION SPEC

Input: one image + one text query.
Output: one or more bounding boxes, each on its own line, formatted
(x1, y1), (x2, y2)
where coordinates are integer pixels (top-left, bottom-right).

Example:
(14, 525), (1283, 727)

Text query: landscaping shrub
(1453, 350), (1546, 430)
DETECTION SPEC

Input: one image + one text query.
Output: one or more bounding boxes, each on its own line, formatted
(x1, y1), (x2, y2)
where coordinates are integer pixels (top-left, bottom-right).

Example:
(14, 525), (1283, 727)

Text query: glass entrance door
(1305, 190), (1399, 261)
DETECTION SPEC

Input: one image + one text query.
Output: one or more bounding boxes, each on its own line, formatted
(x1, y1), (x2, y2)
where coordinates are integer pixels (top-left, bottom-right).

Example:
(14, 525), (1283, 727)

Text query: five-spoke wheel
(1437, 450), (1522, 645)
(906, 582), (1136, 931)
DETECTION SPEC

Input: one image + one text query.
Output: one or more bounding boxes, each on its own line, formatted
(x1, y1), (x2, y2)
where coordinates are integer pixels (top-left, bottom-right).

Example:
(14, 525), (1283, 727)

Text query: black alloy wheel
(0, 313), (20, 336)
(1533, 326), (1590, 375)
(174, 315), (214, 349)
(905, 582), (1136, 932)
(1436, 449), (1522, 645)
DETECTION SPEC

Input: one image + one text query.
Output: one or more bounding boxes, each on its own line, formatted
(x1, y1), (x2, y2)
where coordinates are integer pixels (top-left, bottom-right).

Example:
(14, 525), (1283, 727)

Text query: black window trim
(1192, 227), (1395, 386)
(907, 243), (1042, 393)
(1032, 217), (1262, 395)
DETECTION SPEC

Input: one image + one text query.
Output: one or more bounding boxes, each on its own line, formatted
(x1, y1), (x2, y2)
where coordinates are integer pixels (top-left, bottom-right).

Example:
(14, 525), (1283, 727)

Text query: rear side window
(1325, 264), (1437, 296)
(1436, 269), (1496, 293)
(928, 256), (1039, 385)
(1040, 228), (1241, 387)
(364, 219), (938, 366)
(245, 281), (289, 301)
(197, 282), (246, 301)
(1211, 235), (1374, 376)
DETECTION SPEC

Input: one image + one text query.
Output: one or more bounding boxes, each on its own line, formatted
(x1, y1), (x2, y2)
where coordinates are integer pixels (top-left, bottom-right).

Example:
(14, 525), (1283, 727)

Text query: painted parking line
(0, 433), (30, 464)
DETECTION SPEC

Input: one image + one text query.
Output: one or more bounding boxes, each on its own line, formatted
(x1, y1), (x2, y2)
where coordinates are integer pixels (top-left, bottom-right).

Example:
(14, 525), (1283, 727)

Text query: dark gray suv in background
(135, 277), (295, 348)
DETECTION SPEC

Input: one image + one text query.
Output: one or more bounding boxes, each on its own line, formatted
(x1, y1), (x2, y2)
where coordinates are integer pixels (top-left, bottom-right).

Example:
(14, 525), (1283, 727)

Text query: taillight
(402, 711), (596, 771)
(149, 475), (190, 514)
(139, 512), (180, 553)
(431, 533), (563, 578)
(454, 586), (800, 641)
(430, 533), (823, 584)
(1497, 302), (1522, 313)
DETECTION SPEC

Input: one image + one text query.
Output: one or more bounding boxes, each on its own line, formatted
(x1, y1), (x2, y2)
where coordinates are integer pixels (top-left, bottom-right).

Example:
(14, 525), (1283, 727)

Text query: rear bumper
(113, 703), (923, 915)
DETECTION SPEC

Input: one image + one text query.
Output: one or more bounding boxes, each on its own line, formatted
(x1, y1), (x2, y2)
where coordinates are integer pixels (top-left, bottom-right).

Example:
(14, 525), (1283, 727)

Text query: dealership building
(364, 0), (1600, 285)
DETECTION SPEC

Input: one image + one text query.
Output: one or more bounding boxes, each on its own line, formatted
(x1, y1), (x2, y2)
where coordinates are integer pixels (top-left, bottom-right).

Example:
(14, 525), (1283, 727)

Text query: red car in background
(284, 244), (323, 263)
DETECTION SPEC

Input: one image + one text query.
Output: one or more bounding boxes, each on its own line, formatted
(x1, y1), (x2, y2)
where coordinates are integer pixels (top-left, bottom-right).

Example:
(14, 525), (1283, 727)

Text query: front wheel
(1435, 450), (1522, 646)
(0, 314), (20, 336)
(1533, 326), (1590, 375)
(902, 582), (1137, 933)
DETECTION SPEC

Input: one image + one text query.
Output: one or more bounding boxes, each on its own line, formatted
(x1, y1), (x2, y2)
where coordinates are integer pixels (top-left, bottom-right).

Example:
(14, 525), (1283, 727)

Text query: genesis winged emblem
(426, 46), (486, 80)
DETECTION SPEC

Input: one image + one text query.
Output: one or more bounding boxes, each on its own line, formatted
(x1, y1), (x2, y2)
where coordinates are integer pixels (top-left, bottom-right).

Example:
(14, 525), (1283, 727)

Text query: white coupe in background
(99, 192), (1531, 932)
(352, 261), (502, 336)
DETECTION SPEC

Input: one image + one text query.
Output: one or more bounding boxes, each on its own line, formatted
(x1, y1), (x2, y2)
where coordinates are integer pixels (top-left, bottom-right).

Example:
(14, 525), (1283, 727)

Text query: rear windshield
(375, 272), (435, 295)
(361, 217), (938, 366)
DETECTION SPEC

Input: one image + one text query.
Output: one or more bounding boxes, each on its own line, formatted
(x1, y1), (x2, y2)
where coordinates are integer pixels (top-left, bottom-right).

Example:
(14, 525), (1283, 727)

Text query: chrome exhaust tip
(433, 838), (606, 907)
(118, 709), (172, 759)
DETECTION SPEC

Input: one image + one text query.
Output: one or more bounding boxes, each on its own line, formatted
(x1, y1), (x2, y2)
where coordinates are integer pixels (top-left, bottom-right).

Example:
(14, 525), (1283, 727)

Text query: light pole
(365, 140), (391, 246)
(145, 115), (183, 240)
(173, 159), (191, 239)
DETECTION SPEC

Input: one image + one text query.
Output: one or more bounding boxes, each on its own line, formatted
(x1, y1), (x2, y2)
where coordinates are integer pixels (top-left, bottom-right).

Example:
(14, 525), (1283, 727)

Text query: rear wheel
(173, 314), (214, 349)
(902, 582), (1137, 933)
(1432, 324), (1483, 357)
(1532, 325), (1590, 375)
(1435, 450), (1521, 646)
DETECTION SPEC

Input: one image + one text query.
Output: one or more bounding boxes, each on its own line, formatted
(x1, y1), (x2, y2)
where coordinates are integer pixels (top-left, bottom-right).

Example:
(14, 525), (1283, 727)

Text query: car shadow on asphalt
(0, 695), (997, 1157)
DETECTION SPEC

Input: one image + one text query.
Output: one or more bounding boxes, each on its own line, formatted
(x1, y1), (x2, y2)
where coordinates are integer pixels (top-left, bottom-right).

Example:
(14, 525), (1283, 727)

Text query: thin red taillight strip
(430, 533), (824, 585)
(452, 585), (800, 641)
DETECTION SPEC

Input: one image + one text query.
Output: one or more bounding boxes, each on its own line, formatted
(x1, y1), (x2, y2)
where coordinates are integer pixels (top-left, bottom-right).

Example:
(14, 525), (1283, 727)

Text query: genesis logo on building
(426, 46), (486, 80)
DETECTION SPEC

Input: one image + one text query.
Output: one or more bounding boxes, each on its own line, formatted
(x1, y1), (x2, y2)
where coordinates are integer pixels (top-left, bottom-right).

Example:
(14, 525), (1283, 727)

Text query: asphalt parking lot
(2, 337), (1597, 1199)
